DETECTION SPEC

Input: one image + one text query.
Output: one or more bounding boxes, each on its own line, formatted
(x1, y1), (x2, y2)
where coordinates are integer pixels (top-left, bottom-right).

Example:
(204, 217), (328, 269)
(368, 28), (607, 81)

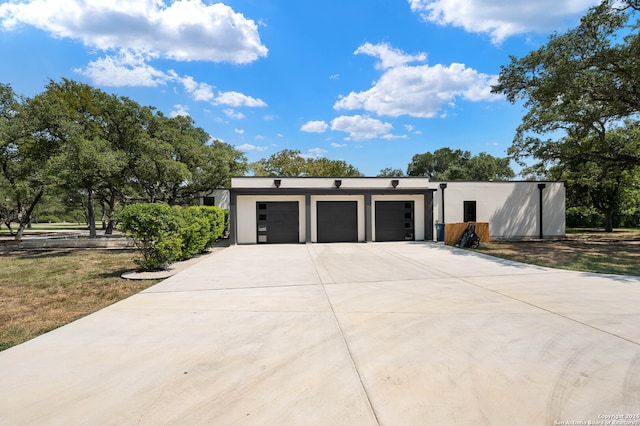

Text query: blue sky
(0, 0), (599, 175)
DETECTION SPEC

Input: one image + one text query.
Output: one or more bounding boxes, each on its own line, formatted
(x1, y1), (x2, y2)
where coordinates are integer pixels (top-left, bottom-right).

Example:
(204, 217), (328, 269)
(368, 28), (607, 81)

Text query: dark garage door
(256, 202), (299, 244)
(375, 201), (414, 241)
(317, 201), (358, 243)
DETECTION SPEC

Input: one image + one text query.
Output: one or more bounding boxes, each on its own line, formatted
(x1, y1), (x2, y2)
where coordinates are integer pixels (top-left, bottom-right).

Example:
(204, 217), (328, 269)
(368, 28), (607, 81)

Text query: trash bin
(435, 223), (444, 242)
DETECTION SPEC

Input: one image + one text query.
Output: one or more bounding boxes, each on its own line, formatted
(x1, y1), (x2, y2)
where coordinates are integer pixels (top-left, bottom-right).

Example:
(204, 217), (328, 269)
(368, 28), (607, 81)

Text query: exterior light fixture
(334, 179), (342, 188)
(274, 179), (281, 188)
(391, 179), (399, 188)
(439, 183), (447, 224)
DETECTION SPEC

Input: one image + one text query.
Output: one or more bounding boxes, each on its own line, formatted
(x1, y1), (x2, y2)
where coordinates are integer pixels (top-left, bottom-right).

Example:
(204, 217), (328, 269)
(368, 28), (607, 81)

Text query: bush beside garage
(117, 204), (226, 271)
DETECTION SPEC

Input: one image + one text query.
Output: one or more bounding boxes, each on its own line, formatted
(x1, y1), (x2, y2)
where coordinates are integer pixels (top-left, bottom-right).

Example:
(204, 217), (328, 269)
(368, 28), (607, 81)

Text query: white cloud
(236, 143), (268, 152)
(355, 42), (426, 70)
(382, 134), (408, 140)
(0, 0), (268, 62)
(300, 147), (327, 159)
(300, 120), (329, 133)
(330, 115), (393, 140)
(76, 50), (167, 87)
(234, 128), (245, 135)
(166, 73), (217, 101)
(77, 57), (266, 110)
(224, 109), (246, 119)
(186, 82), (215, 102)
(170, 104), (190, 117)
(334, 43), (500, 118)
(331, 142), (347, 148)
(215, 91), (267, 107)
(408, 0), (598, 44)
(3, 0), (269, 109)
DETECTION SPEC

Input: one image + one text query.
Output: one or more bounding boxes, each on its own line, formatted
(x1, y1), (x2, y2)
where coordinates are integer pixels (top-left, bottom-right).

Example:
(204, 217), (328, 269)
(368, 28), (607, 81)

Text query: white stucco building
(203, 177), (565, 244)
(431, 181), (566, 240)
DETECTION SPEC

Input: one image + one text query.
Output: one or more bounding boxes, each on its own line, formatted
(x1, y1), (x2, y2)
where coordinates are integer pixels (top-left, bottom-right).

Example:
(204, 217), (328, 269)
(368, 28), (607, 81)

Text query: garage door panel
(375, 201), (414, 242)
(257, 202), (299, 244)
(317, 201), (358, 243)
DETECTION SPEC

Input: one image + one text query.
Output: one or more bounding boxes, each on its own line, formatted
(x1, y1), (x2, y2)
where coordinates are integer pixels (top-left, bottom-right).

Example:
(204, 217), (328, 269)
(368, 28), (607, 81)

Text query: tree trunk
(101, 200), (107, 230)
(104, 191), (117, 235)
(87, 188), (97, 238)
(604, 210), (614, 233)
(3, 221), (14, 236)
(15, 189), (44, 241)
(105, 219), (115, 235)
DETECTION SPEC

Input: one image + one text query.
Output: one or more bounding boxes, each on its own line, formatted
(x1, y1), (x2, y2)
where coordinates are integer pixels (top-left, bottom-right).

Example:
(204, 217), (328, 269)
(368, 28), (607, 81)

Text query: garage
(375, 201), (415, 241)
(256, 201), (299, 244)
(229, 177), (437, 244)
(317, 201), (358, 243)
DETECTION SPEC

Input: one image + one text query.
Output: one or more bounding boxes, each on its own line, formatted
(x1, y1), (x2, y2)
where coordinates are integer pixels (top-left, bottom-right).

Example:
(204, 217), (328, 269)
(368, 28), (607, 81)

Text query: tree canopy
(250, 149), (362, 177)
(406, 148), (514, 181)
(0, 79), (247, 239)
(377, 167), (406, 177)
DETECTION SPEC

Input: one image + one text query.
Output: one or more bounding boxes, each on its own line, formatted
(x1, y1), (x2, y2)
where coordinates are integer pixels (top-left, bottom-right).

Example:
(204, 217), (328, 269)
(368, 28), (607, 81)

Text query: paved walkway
(1, 242), (639, 425)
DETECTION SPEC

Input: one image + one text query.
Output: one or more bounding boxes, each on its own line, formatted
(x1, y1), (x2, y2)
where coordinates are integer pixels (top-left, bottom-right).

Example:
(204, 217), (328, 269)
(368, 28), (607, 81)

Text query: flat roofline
(231, 176), (564, 183)
(429, 180), (565, 184)
(230, 188), (436, 195)
(231, 176), (429, 179)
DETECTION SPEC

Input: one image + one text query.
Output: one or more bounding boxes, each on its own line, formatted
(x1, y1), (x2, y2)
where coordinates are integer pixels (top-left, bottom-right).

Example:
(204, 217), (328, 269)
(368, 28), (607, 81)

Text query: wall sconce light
(334, 179), (342, 188)
(274, 179), (281, 188)
(391, 179), (399, 188)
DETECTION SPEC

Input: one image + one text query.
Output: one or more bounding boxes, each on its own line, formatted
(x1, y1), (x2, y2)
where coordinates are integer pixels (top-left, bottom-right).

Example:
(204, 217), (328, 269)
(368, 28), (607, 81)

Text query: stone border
(121, 247), (226, 280)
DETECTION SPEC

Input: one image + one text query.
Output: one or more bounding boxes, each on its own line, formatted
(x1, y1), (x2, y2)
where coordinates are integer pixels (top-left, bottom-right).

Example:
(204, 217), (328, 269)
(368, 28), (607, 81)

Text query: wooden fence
(443, 222), (489, 246)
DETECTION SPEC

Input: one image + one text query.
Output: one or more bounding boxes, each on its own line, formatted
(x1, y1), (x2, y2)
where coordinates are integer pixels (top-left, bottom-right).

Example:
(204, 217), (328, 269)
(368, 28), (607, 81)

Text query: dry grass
(0, 250), (158, 351)
(476, 229), (640, 276)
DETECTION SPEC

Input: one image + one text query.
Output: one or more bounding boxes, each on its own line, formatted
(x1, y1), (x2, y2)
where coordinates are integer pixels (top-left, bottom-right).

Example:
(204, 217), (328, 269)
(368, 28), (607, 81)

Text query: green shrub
(178, 207), (210, 260)
(117, 203), (183, 271)
(187, 206), (226, 248)
(117, 204), (228, 271)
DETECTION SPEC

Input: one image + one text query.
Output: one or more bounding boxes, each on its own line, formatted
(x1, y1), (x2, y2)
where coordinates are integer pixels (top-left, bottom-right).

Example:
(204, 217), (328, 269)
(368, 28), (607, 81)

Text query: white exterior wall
(202, 189), (230, 209)
(432, 181), (565, 239)
(310, 195), (365, 242)
(371, 194), (426, 241)
(236, 195), (306, 244)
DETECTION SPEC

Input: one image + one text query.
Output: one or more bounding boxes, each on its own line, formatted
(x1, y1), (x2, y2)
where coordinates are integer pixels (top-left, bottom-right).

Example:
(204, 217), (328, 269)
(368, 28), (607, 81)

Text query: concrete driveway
(1, 242), (639, 425)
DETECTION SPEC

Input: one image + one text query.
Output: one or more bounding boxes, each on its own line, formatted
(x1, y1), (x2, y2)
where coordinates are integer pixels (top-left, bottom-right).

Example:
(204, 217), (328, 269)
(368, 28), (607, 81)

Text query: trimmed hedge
(117, 203), (227, 271)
